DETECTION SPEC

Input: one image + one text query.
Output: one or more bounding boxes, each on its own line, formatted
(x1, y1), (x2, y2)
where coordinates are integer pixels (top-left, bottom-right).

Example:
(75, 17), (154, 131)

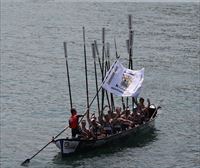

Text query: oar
(21, 87), (101, 166)
(21, 82), (104, 166)
(114, 38), (125, 110)
(21, 125), (69, 166)
(106, 42), (115, 111)
(92, 43), (100, 116)
(114, 37), (120, 59)
(83, 27), (89, 109)
(64, 42), (73, 109)
(21, 59), (118, 166)
(94, 40), (102, 73)
(101, 28), (105, 116)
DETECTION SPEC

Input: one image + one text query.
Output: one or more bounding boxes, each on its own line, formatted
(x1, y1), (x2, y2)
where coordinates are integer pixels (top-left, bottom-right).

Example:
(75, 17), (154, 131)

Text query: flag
(102, 60), (144, 97)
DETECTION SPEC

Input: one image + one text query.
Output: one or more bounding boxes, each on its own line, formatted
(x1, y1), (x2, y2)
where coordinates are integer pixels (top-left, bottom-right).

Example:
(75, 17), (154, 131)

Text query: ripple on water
(1, 1), (200, 168)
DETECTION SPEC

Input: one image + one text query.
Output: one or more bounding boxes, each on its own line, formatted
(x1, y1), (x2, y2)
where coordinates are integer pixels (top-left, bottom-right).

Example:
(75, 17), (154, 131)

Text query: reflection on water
(52, 127), (158, 165)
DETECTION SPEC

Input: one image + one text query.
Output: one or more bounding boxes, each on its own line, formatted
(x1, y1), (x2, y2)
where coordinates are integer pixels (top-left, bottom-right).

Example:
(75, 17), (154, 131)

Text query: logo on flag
(121, 74), (132, 89)
(102, 60), (144, 97)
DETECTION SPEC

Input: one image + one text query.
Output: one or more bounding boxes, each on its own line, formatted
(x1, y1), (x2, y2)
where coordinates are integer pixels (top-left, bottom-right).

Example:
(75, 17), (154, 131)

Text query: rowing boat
(54, 105), (159, 156)
(21, 15), (161, 166)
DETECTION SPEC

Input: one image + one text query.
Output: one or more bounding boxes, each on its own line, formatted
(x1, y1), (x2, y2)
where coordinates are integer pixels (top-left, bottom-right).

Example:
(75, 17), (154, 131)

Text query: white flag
(102, 60), (144, 97)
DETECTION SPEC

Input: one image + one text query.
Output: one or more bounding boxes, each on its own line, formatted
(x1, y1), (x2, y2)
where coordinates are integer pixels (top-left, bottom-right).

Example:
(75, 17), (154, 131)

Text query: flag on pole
(102, 60), (144, 97)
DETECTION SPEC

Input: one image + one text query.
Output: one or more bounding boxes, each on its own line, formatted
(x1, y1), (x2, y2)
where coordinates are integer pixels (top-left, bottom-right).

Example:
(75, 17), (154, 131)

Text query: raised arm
(147, 98), (150, 108)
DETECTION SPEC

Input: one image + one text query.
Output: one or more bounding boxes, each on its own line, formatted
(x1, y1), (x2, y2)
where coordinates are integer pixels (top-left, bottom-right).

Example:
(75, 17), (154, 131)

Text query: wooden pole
(94, 40), (102, 72)
(128, 15), (135, 111)
(95, 39), (111, 112)
(114, 38), (125, 110)
(21, 80), (106, 166)
(130, 30), (135, 111)
(83, 27), (89, 109)
(91, 43), (100, 116)
(101, 28), (105, 115)
(63, 42), (73, 109)
(126, 15), (133, 109)
(104, 51), (111, 112)
(21, 41), (121, 167)
(114, 38), (119, 59)
(129, 30), (134, 69)
(106, 42), (115, 112)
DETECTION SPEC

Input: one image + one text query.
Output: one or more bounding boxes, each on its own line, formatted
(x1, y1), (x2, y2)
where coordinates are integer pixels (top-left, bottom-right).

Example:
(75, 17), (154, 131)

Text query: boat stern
(55, 139), (80, 155)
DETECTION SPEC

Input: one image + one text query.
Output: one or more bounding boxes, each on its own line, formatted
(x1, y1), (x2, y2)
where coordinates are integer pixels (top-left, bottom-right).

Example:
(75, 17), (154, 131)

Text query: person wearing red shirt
(69, 108), (83, 138)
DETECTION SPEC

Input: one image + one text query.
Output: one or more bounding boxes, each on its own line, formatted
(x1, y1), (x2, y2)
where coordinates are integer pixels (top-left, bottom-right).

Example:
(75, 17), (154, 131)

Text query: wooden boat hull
(54, 118), (156, 156)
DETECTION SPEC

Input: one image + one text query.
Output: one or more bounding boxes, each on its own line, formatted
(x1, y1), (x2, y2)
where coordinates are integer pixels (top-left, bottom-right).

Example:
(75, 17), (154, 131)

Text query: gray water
(1, 1), (200, 168)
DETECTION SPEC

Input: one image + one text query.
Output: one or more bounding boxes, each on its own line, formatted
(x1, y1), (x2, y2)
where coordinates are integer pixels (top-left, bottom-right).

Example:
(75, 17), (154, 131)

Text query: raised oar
(126, 15), (134, 109)
(94, 40), (112, 111)
(106, 42), (115, 111)
(21, 46), (120, 167)
(130, 30), (135, 111)
(83, 27), (89, 109)
(21, 84), (105, 166)
(21, 42), (73, 166)
(114, 37), (120, 59)
(114, 38), (125, 110)
(101, 28), (105, 116)
(94, 40), (102, 72)
(64, 41), (73, 109)
(94, 40), (111, 112)
(92, 43), (100, 116)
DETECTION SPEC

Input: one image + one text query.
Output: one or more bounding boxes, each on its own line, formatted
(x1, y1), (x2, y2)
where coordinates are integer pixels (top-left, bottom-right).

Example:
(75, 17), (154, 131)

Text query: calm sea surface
(1, 1), (200, 168)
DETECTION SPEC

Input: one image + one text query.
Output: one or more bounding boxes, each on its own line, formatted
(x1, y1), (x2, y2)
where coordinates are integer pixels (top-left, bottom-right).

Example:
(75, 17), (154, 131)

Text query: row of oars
(21, 14), (134, 166)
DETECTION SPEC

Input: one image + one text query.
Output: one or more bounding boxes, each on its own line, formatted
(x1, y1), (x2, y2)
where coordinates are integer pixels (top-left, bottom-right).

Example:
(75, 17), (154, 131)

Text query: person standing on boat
(69, 108), (83, 138)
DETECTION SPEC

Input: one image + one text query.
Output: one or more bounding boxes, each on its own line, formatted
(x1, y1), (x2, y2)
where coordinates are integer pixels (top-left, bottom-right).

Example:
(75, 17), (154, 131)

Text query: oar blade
(21, 159), (30, 166)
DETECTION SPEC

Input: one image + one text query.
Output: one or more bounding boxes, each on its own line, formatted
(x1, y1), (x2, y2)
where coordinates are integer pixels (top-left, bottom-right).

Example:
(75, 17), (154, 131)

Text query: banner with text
(102, 60), (144, 97)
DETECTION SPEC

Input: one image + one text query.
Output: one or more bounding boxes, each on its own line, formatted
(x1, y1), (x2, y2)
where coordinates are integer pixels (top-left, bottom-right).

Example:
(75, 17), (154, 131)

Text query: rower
(68, 108), (83, 138)
(102, 114), (113, 136)
(112, 107), (122, 133)
(90, 116), (102, 139)
(120, 107), (133, 130)
(135, 97), (151, 121)
(80, 120), (91, 139)
(86, 109), (102, 139)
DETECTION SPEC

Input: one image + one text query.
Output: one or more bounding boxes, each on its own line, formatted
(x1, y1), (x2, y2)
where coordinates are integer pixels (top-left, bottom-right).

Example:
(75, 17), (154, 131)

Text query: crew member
(69, 108), (83, 138)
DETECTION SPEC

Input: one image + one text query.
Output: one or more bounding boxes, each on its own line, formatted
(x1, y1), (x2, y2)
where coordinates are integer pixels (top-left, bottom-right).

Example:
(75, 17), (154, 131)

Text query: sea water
(1, 1), (199, 168)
